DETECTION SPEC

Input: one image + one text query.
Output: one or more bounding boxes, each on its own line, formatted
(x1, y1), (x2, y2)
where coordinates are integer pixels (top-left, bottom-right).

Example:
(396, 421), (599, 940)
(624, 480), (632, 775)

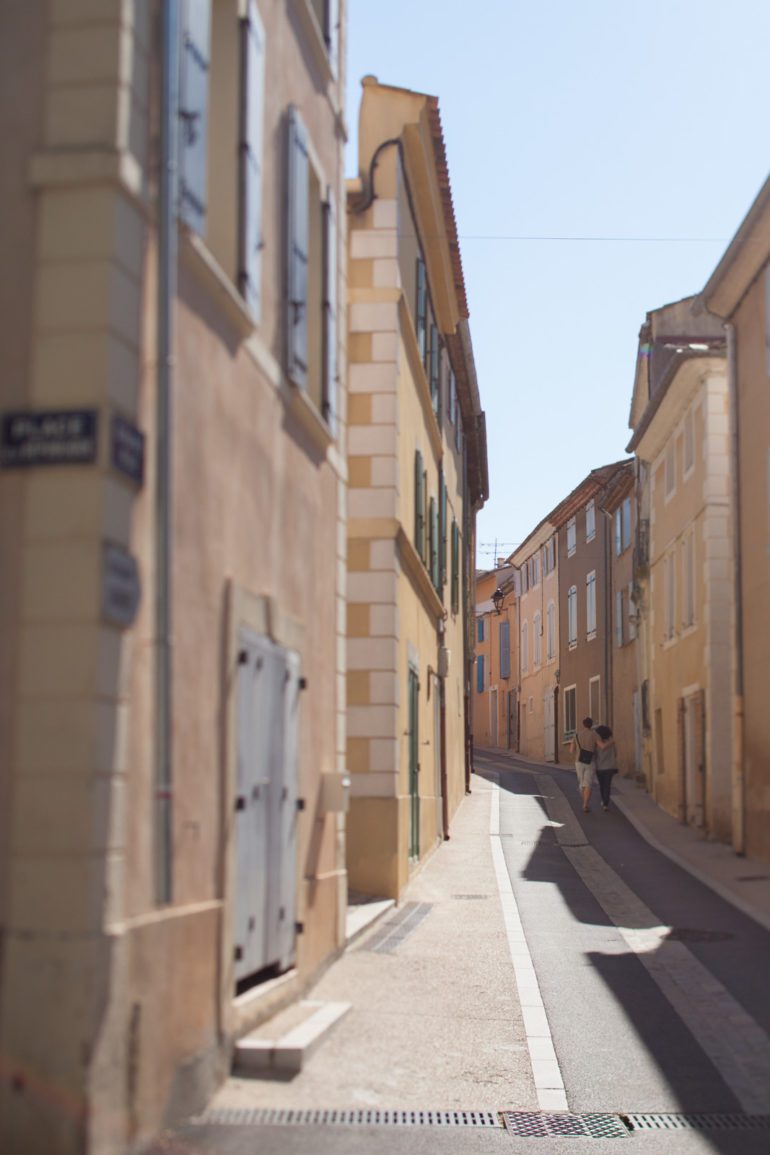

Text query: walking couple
(571, 717), (617, 813)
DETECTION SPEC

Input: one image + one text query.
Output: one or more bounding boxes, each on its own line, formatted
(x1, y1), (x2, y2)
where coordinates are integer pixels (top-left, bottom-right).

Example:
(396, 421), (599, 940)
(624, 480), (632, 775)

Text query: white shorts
(575, 762), (595, 790)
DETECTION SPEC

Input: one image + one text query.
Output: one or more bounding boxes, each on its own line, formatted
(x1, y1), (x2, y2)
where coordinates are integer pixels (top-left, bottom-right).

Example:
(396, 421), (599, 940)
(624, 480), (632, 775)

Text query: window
(237, 0), (266, 317)
(477, 617), (484, 643)
(683, 409), (694, 475)
(589, 676), (601, 724)
(586, 570), (596, 638)
(533, 611), (542, 668)
(448, 370), (457, 426)
(567, 518), (576, 557)
(531, 554), (540, 587)
(546, 601), (556, 661)
(665, 440), (676, 498)
(499, 620), (510, 679)
(429, 496), (439, 590)
(451, 521), (460, 615)
(308, 0), (340, 75)
(476, 655), (485, 694)
(585, 500), (596, 542)
(415, 257), (427, 363)
(664, 551), (676, 639)
(179, 0), (211, 237)
(622, 497), (632, 551)
(521, 564), (529, 594)
(439, 471), (447, 591)
(615, 588), (625, 648)
(414, 450), (425, 559)
(682, 532), (695, 628)
(567, 586), (577, 647)
(543, 537), (555, 575)
(429, 324), (441, 418)
(614, 507), (622, 556)
(628, 582), (637, 640)
(564, 685), (576, 737)
(521, 620), (529, 673)
(286, 106), (338, 430)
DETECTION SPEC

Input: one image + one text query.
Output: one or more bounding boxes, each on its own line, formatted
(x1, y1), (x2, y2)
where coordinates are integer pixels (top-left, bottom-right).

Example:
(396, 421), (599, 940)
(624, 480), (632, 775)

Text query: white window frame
(589, 675), (601, 725)
(683, 408), (695, 477)
(566, 517), (577, 557)
(563, 684), (577, 738)
(682, 531), (695, 629)
(567, 585), (577, 648)
(533, 611), (542, 668)
(586, 570), (597, 639)
(546, 600), (556, 661)
(585, 499), (596, 542)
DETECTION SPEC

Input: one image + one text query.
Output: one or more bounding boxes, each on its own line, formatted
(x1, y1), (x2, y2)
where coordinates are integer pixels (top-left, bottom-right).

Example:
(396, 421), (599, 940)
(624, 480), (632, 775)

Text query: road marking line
(489, 778), (569, 1112)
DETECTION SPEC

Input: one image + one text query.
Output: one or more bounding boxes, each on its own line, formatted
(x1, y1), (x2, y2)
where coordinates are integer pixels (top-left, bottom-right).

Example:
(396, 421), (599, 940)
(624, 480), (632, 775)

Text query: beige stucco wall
(0, 2), (348, 1151)
(733, 277), (770, 863)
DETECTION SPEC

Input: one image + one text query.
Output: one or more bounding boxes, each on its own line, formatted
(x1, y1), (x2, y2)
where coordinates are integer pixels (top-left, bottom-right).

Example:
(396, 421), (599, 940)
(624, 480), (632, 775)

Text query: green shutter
(429, 497), (439, 589)
(439, 471), (447, 590)
(415, 257), (427, 363)
(414, 450), (424, 557)
(451, 520), (459, 614)
(430, 325), (440, 415)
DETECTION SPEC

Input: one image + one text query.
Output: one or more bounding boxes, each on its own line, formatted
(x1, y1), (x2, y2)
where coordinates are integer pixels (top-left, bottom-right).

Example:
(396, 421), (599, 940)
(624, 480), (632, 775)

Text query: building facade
(0, 2), (349, 1150)
(511, 525), (559, 762)
(345, 78), (487, 899)
(627, 297), (733, 840)
(555, 464), (629, 759)
(472, 563), (517, 750)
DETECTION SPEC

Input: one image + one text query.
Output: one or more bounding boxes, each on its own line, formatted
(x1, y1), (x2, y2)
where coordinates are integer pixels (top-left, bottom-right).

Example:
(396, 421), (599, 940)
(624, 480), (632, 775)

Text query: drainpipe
(155, 0), (179, 903)
(726, 321), (746, 855)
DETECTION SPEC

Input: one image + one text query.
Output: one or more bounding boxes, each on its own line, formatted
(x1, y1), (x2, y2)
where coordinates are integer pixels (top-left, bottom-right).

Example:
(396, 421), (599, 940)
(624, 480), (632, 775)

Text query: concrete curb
(234, 1000), (352, 1075)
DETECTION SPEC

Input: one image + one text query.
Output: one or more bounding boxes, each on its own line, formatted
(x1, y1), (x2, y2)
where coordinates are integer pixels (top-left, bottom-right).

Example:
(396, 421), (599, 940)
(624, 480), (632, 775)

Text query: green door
(408, 668), (420, 859)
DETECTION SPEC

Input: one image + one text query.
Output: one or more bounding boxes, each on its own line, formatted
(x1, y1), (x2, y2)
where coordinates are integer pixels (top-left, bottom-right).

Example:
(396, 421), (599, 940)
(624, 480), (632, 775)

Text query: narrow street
(150, 751), (770, 1155)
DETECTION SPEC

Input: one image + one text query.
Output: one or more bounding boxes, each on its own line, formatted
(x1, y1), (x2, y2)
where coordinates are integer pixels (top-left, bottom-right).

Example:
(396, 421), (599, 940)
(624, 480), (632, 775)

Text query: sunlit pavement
(146, 752), (770, 1154)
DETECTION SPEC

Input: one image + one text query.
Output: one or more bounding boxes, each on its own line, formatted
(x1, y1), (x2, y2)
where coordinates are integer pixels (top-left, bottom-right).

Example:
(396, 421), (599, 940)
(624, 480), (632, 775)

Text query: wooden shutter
(451, 520), (459, 614)
(415, 257), (427, 363)
(325, 0), (339, 77)
(429, 496), (439, 589)
(500, 620), (510, 679)
(322, 189), (338, 434)
(414, 450), (425, 558)
(286, 105), (310, 388)
(238, 0), (265, 316)
(179, 0), (211, 236)
(430, 325), (440, 414)
(439, 470), (447, 589)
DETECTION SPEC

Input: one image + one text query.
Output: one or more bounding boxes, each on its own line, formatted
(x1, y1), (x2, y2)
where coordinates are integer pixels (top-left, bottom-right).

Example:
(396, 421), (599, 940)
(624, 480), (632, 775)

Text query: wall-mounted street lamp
(492, 587), (505, 615)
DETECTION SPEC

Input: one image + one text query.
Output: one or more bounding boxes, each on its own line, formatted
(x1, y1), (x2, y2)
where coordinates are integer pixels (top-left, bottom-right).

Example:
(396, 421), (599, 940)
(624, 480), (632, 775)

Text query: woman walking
(571, 716), (597, 813)
(594, 724), (618, 812)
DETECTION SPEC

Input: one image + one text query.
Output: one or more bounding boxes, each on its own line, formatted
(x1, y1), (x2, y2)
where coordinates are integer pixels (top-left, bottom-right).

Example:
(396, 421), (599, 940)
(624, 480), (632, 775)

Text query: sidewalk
(476, 745), (770, 935)
(208, 771), (539, 1114)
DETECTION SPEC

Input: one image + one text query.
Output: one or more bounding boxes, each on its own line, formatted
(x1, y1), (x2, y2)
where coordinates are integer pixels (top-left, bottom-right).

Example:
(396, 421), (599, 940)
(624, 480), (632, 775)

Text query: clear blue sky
(344, 0), (770, 568)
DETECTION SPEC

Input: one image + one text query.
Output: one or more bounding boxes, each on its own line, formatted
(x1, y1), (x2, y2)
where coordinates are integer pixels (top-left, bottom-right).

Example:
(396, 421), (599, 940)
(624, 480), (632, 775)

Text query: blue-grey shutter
(476, 655), (485, 695)
(286, 105), (309, 389)
(500, 620), (510, 679)
(179, 0), (211, 236)
(325, 0), (339, 77)
(322, 189), (338, 434)
(238, 0), (265, 316)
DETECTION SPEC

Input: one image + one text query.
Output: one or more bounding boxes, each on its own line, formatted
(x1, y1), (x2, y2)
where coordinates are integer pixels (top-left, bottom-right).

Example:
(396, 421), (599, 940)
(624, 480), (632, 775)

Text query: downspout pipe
(155, 0), (179, 903)
(726, 321), (746, 854)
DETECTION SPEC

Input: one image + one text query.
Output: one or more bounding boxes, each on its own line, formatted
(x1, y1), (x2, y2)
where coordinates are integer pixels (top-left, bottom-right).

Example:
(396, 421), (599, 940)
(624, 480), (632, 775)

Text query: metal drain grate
(360, 902), (433, 954)
(193, 1108), (501, 1128)
(451, 894), (490, 900)
(502, 1112), (629, 1139)
(625, 1113), (770, 1132)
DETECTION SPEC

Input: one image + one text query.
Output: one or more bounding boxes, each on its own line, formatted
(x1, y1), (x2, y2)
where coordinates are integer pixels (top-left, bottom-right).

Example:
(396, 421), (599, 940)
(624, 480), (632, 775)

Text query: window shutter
(430, 325), (440, 414)
(322, 189), (338, 434)
(324, 0), (340, 77)
(429, 496), (439, 589)
(414, 450), (424, 557)
(238, 0), (265, 316)
(451, 520), (459, 614)
(415, 257), (427, 363)
(449, 371), (456, 425)
(286, 105), (309, 389)
(500, 620), (510, 679)
(476, 656), (485, 695)
(179, 0), (211, 236)
(439, 470), (447, 589)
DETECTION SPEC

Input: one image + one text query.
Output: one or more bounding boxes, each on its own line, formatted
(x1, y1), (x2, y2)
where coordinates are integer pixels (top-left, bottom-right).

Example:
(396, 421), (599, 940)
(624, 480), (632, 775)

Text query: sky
(344, 0), (770, 569)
